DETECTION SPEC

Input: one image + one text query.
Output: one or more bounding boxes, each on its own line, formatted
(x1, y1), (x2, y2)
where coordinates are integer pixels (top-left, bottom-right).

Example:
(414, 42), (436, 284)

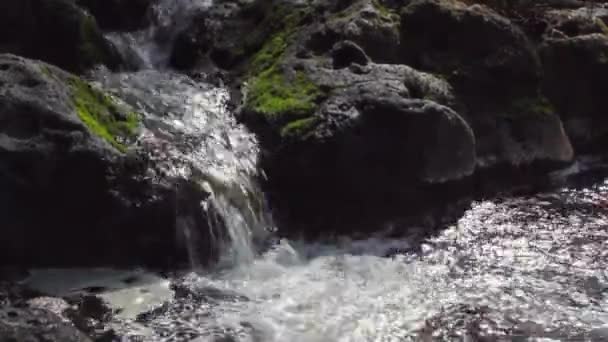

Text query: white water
(113, 173), (607, 341)
(91, 68), (272, 268)
(107, 0), (213, 69)
(28, 175), (608, 341)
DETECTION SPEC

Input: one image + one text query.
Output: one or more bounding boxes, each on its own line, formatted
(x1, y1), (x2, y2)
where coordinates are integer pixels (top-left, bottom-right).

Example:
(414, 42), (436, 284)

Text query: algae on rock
(68, 77), (139, 151)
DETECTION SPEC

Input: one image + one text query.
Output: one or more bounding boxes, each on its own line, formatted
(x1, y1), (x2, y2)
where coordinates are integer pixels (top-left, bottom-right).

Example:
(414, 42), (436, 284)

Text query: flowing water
(25, 1), (608, 341)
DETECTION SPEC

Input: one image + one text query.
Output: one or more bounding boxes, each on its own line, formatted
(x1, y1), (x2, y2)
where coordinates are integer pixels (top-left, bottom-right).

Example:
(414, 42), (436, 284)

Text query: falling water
(90, 68), (272, 268)
(106, 0), (213, 69)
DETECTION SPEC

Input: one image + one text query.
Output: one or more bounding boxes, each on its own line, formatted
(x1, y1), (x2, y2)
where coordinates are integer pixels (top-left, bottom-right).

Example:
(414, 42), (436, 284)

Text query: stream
(23, 0), (608, 341)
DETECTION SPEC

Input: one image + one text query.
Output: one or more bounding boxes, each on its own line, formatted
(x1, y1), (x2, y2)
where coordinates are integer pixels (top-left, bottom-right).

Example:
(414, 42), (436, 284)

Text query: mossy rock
(241, 2), (325, 138)
(246, 67), (322, 126)
(68, 77), (139, 151)
(509, 96), (555, 118)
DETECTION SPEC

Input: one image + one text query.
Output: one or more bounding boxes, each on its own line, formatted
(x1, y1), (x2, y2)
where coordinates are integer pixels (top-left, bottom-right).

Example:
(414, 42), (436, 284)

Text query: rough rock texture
(0, 0), (121, 73)
(399, 0), (573, 167)
(0, 281), (122, 342)
(76, 0), (153, 32)
(400, 0), (540, 101)
(0, 307), (93, 342)
(306, 0), (402, 63)
(0, 54), (214, 268)
(232, 1), (479, 233)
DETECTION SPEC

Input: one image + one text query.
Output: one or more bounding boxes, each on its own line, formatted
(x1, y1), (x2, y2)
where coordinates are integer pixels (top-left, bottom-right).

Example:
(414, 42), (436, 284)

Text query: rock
(400, 0), (540, 102)
(540, 33), (608, 151)
(0, 0), (121, 73)
(76, 0), (153, 32)
(331, 40), (370, 69)
(0, 54), (214, 268)
(398, 0), (573, 167)
(469, 97), (574, 167)
(168, 0), (281, 71)
(542, 5), (608, 39)
(306, 0), (401, 63)
(242, 47), (476, 232)
(0, 307), (92, 342)
(64, 295), (114, 339)
(170, 18), (211, 70)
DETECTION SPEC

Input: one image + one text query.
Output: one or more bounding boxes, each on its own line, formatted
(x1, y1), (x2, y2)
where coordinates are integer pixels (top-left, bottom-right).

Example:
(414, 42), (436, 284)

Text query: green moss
(243, 4), (324, 133)
(236, 4), (311, 71)
(40, 65), (53, 78)
(595, 17), (608, 36)
(247, 68), (322, 123)
(372, 0), (394, 18)
(280, 117), (320, 138)
(249, 32), (290, 76)
(511, 96), (555, 117)
(68, 77), (139, 151)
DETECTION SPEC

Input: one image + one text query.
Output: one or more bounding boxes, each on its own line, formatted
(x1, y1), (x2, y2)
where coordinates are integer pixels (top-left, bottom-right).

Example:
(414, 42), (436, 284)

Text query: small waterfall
(106, 0), (212, 69)
(90, 0), (276, 269)
(92, 68), (273, 269)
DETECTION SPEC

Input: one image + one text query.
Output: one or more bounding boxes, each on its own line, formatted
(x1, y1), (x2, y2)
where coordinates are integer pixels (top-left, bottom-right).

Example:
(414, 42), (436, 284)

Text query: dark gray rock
(398, 0), (573, 167)
(306, 0), (401, 63)
(0, 0), (121, 73)
(0, 54), (215, 268)
(540, 33), (608, 151)
(331, 40), (370, 69)
(76, 0), (153, 32)
(543, 6), (608, 39)
(242, 59), (476, 234)
(0, 307), (92, 342)
(400, 0), (540, 102)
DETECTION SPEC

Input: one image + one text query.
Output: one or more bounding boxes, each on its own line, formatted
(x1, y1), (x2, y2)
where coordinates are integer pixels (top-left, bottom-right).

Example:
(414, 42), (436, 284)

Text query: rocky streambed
(1, 0), (608, 341)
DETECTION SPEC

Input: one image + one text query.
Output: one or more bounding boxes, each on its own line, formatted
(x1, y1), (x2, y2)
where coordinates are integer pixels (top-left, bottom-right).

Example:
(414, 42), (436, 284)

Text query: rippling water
(53, 169), (600, 342)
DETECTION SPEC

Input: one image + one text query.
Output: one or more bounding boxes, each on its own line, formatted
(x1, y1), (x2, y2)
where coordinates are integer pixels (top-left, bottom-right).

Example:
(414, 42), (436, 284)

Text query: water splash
(104, 174), (608, 341)
(107, 0), (213, 69)
(92, 69), (272, 268)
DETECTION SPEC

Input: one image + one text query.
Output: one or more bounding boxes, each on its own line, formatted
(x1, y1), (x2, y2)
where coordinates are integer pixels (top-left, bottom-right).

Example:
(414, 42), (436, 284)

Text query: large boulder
(0, 0), (121, 73)
(540, 33), (608, 151)
(398, 0), (573, 167)
(0, 54), (215, 268)
(241, 27), (476, 233)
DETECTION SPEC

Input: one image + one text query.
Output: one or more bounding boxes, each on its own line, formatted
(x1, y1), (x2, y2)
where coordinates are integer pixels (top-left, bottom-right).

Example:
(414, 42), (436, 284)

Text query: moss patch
(247, 68), (322, 123)
(249, 31), (290, 76)
(280, 117), (320, 138)
(511, 96), (555, 117)
(372, 0), (395, 19)
(68, 77), (139, 151)
(243, 4), (324, 135)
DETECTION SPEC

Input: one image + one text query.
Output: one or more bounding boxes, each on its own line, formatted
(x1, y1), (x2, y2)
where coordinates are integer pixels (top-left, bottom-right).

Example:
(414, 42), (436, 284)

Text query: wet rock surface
(0, 307), (93, 342)
(0, 54), (215, 268)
